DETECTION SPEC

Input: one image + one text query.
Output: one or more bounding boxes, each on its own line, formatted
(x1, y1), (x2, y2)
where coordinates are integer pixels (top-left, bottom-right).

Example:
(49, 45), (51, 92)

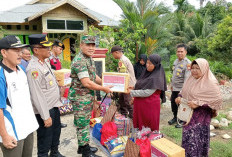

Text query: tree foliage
(207, 15), (232, 62)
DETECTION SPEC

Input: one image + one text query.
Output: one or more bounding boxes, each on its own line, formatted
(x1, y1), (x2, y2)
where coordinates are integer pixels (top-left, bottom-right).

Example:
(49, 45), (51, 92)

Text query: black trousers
(36, 107), (61, 157)
(118, 93), (133, 115)
(171, 91), (180, 118)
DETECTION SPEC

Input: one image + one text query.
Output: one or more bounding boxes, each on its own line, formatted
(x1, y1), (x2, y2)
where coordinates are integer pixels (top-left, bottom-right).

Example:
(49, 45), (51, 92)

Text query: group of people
(128, 43), (222, 157)
(110, 43), (222, 157)
(0, 34), (223, 157)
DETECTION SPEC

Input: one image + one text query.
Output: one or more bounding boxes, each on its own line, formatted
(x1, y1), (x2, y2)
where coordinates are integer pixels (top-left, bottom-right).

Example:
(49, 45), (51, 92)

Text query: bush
(208, 60), (232, 79)
(61, 60), (71, 69)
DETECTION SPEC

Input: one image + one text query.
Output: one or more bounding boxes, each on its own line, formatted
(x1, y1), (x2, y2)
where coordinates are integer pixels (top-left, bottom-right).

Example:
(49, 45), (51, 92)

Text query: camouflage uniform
(68, 51), (96, 146)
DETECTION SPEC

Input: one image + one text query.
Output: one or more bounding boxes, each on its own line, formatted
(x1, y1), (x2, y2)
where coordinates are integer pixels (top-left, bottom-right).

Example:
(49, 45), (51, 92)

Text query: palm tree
(113, 0), (171, 60)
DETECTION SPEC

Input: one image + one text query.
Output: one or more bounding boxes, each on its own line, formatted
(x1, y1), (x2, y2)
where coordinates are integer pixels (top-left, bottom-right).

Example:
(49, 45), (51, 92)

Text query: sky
(0, 0), (231, 21)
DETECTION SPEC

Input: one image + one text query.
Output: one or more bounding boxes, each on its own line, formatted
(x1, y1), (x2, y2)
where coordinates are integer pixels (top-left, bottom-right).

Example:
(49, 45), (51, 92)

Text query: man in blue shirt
(20, 47), (31, 69)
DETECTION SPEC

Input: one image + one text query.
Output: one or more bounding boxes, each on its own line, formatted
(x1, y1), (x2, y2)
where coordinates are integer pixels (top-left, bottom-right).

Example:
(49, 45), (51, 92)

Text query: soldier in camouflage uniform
(68, 35), (112, 157)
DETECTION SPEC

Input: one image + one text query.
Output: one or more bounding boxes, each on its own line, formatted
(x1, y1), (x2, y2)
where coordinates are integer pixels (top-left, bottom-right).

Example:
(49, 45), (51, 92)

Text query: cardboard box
(102, 72), (130, 93)
(151, 138), (185, 157)
(54, 69), (71, 86)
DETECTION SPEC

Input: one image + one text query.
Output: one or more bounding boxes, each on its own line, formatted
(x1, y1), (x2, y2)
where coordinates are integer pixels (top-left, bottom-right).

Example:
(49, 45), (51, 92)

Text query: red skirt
(133, 90), (161, 131)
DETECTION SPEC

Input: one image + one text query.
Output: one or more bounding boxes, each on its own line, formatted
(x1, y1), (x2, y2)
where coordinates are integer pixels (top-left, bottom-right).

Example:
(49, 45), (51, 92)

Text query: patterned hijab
(180, 58), (222, 110)
(135, 54), (167, 91)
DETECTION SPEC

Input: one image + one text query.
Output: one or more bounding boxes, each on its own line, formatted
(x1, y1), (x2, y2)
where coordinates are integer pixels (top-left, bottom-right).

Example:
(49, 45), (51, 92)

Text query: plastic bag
(137, 126), (151, 139)
(92, 123), (103, 141)
(104, 136), (128, 155)
(100, 121), (117, 145)
(136, 138), (151, 157)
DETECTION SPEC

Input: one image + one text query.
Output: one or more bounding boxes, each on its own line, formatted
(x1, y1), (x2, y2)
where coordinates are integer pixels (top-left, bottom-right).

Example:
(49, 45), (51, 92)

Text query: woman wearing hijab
(128, 54), (167, 131)
(175, 58), (222, 157)
(134, 54), (147, 79)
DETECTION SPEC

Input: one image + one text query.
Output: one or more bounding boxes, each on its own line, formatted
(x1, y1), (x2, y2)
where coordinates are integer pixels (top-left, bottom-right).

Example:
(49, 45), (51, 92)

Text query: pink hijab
(180, 58), (222, 110)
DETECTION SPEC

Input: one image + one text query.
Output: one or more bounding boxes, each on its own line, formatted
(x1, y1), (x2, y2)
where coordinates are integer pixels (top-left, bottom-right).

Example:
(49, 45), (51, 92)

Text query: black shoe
(61, 123), (67, 128)
(50, 150), (65, 157)
(78, 144), (98, 154)
(168, 117), (177, 125)
(82, 145), (101, 157)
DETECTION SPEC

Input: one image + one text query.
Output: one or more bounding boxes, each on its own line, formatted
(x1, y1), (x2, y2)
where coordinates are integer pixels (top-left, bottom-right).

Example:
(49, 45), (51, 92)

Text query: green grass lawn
(161, 125), (232, 157)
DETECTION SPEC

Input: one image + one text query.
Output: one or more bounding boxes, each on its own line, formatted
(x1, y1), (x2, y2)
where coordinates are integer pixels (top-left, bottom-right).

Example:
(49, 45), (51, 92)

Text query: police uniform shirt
(0, 62), (38, 142)
(119, 55), (136, 87)
(171, 57), (191, 91)
(26, 56), (62, 120)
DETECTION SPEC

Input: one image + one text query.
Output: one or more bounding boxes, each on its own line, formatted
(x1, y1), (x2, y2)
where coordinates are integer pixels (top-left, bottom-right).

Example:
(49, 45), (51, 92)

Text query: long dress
(133, 90), (161, 131)
(182, 105), (212, 157)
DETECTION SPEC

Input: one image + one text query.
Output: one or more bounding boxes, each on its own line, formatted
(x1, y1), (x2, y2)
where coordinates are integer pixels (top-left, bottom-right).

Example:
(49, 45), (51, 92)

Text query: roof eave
(27, 0), (100, 23)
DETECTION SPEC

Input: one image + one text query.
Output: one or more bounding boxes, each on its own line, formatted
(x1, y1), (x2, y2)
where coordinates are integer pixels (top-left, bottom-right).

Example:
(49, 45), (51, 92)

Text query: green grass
(160, 126), (182, 145)
(210, 140), (232, 157)
(214, 113), (227, 121)
(161, 125), (232, 157)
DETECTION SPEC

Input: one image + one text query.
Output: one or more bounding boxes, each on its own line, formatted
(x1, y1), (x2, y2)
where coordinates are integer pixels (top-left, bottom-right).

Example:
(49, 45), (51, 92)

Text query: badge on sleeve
(31, 71), (39, 79)
(187, 64), (191, 70)
(49, 81), (53, 86)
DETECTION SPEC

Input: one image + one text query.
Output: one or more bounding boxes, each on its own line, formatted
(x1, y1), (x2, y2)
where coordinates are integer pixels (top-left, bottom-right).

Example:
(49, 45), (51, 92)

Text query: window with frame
(47, 20), (83, 30)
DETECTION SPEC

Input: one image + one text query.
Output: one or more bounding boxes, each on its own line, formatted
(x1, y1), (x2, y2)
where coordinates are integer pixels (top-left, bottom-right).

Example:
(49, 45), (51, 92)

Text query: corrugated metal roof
(0, 4), (52, 23)
(85, 8), (120, 27)
(0, 1), (119, 26)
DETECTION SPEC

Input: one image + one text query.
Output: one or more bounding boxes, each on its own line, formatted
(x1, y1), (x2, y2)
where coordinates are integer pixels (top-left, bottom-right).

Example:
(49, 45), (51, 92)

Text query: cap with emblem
(52, 39), (65, 49)
(110, 45), (123, 53)
(0, 35), (29, 50)
(81, 35), (96, 44)
(29, 34), (53, 47)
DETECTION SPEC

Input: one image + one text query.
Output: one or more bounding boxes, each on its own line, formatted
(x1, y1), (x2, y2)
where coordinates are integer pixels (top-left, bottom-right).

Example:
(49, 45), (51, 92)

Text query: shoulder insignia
(38, 60), (43, 65)
(118, 61), (122, 67)
(187, 63), (191, 70)
(31, 71), (39, 79)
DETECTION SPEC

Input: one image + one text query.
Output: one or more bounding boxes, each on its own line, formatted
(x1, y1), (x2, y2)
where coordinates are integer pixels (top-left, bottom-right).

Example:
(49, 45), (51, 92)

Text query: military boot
(82, 144), (101, 157)
(78, 144), (98, 154)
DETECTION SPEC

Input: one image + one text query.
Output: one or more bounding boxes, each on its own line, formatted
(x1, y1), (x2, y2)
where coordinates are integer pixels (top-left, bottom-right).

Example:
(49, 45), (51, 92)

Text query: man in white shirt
(0, 35), (38, 157)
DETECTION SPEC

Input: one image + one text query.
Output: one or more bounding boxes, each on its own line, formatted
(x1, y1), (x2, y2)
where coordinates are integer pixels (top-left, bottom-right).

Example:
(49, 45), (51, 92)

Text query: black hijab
(134, 54), (167, 91)
(134, 54), (147, 79)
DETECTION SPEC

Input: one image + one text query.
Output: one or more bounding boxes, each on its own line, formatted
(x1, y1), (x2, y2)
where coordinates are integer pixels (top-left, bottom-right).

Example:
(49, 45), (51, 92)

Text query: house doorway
(62, 37), (77, 61)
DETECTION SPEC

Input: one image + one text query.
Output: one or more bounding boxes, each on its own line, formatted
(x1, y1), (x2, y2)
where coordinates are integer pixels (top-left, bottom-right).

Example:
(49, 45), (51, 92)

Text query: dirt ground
(0, 95), (231, 157)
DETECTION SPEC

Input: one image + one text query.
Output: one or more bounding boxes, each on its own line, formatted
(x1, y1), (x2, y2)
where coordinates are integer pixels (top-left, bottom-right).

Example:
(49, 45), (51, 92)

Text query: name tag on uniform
(45, 71), (50, 77)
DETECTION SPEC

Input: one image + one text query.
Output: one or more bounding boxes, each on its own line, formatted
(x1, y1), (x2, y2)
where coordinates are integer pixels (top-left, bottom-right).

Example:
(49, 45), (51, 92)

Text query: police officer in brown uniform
(26, 34), (64, 157)
(168, 43), (191, 128)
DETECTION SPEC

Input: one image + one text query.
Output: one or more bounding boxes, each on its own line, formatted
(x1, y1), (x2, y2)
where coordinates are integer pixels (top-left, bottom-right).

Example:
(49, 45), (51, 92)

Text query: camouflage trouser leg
(72, 100), (93, 146)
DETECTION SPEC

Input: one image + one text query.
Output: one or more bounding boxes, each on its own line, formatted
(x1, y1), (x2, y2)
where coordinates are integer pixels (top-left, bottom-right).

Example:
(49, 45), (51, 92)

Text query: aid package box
(54, 69), (71, 86)
(102, 72), (130, 93)
(151, 138), (185, 157)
